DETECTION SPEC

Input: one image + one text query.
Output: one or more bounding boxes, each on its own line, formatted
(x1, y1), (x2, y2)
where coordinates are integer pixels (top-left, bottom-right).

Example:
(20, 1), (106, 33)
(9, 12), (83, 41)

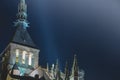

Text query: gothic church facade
(0, 0), (85, 80)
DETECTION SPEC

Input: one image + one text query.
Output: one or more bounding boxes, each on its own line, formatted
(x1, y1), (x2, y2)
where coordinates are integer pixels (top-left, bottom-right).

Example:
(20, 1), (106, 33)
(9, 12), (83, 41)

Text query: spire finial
(14, 0), (29, 29)
(17, 0), (27, 20)
(21, 0), (25, 3)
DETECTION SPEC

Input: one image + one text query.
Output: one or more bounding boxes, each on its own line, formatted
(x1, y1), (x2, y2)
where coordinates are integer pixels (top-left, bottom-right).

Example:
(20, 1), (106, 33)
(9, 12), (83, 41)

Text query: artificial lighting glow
(28, 53), (33, 65)
(16, 49), (19, 62)
(22, 51), (27, 64)
(16, 49), (19, 57)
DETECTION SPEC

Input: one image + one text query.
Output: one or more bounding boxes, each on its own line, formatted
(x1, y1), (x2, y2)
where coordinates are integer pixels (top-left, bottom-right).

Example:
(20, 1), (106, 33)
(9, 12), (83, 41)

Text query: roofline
(11, 41), (40, 50)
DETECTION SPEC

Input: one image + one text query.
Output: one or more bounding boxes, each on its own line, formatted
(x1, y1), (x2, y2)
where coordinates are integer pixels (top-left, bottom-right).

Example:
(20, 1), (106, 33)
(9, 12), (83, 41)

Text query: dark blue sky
(0, 0), (120, 80)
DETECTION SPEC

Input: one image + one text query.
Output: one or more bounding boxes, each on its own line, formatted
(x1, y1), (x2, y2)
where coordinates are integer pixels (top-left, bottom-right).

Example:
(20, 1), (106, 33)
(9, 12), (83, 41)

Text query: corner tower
(1, 0), (40, 80)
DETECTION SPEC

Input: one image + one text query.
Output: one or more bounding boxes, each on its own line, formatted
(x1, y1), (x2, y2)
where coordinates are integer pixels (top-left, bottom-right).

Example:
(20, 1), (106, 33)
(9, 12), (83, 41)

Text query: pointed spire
(72, 54), (78, 70)
(19, 0), (26, 9)
(50, 64), (55, 78)
(55, 59), (59, 73)
(65, 61), (69, 80)
(47, 63), (49, 72)
(71, 54), (78, 76)
(15, 0), (29, 29)
(55, 59), (62, 80)
(12, 0), (37, 48)
(21, 0), (26, 4)
(18, 0), (27, 18)
(65, 61), (68, 74)
(55, 59), (60, 79)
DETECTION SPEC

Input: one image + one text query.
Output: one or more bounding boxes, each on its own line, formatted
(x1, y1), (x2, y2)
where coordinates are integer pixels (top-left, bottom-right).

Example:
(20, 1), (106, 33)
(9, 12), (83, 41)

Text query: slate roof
(11, 26), (37, 48)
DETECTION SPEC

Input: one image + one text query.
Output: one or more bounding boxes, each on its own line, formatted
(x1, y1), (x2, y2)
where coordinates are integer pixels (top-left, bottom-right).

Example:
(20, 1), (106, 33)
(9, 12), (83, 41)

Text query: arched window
(16, 49), (19, 62)
(28, 53), (33, 65)
(22, 51), (27, 64)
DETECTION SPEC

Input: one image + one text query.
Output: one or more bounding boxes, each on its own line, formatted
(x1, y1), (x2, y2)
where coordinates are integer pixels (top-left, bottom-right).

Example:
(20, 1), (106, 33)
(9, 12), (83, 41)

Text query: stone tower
(0, 0), (40, 80)
(0, 0), (85, 80)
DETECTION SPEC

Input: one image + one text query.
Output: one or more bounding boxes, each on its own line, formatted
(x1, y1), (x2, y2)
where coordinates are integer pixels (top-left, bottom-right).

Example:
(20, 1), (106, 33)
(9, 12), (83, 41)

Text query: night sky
(0, 0), (120, 80)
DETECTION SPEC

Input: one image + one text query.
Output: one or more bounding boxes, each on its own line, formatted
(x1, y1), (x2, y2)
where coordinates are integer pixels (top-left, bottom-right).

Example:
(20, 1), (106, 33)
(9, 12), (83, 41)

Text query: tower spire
(71, 54), (79, 80)
(12, 0), (37, 48)
(15, 0), (29, 29)
(64, 61), (69, 80)
(18, 0), (27, 13)
(55, 59), (59, 74)
(72, 54), (78, 72)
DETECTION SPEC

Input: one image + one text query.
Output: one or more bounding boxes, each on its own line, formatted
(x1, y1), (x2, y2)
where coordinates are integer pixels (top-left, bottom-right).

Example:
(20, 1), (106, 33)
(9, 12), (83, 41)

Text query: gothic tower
(1, 0), (40, 80)
(0, 0), (85, 80)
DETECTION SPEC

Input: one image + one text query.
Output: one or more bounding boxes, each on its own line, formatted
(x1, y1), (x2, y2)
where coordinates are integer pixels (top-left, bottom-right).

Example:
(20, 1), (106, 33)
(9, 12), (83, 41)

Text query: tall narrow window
(22, 51), (27, 64)
(28, 53), (33, 65)
(16, 49), (19, 62)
